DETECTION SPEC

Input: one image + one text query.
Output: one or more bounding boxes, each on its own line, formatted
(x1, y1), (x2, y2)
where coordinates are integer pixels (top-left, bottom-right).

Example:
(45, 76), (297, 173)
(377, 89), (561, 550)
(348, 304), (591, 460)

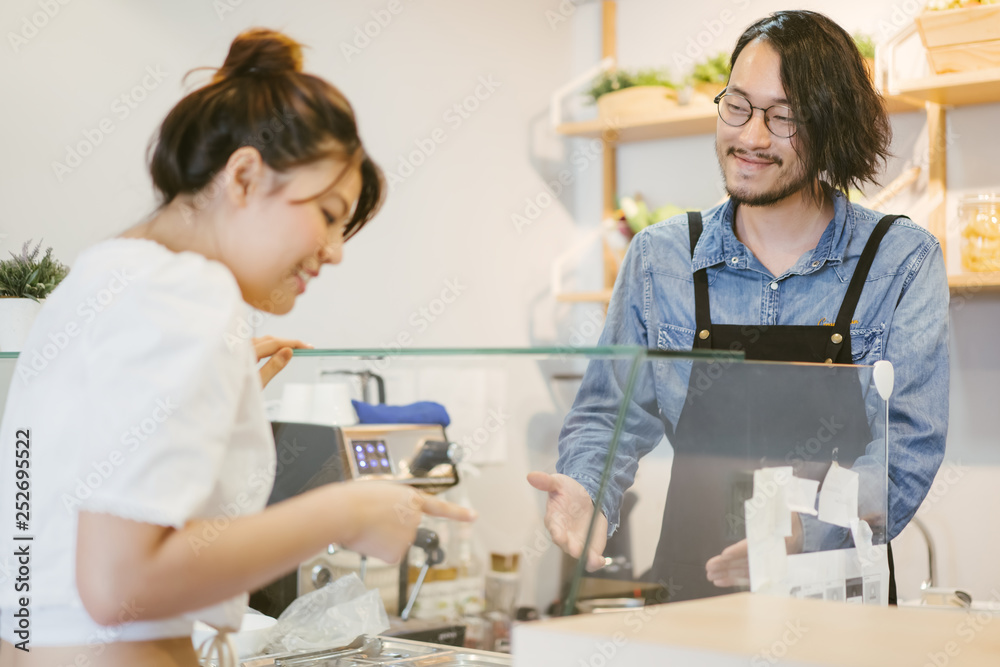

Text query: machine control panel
(348, 439), (394, 477)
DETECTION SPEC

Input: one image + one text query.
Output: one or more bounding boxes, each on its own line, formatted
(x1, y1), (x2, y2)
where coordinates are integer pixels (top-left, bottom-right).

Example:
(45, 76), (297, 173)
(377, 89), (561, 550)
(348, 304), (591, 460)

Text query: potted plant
(586, 68), (678, 119)
(687, 53), (731, 103)
(0, 240), (69, 351)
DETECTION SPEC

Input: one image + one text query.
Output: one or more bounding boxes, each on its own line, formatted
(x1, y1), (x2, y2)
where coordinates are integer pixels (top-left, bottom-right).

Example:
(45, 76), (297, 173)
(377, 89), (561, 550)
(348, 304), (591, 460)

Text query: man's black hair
(730, 11), (892, 196)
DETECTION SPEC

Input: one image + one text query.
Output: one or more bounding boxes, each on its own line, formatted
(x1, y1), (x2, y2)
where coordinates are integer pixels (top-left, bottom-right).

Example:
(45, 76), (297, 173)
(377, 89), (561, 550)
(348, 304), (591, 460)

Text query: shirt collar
(690, 185), (855, 274)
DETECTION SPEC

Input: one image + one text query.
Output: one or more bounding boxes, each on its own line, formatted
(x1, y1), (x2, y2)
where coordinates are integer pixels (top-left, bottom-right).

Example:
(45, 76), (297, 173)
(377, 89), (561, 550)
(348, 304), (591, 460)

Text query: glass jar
(959, 193), (1000, 272)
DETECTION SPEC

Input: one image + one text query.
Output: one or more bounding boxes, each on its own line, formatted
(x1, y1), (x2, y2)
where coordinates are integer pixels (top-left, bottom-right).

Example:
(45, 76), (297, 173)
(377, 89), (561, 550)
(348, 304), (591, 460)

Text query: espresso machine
(249, 419), (466, 644)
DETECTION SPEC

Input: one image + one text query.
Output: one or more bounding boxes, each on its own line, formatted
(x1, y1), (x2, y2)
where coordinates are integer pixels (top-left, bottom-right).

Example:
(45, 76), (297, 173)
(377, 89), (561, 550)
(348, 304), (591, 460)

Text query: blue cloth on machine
(350, 400), (451, 427)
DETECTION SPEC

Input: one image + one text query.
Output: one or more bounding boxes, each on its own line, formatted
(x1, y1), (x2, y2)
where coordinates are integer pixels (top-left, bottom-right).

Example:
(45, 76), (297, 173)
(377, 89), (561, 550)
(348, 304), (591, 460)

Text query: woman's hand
(253, 336), (313, 388)
(334, 482), (478, 563)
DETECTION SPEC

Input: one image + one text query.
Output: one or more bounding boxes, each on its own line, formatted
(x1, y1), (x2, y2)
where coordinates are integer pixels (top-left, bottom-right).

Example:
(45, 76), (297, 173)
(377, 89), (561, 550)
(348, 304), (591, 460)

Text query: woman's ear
(222, 146), (266, 208)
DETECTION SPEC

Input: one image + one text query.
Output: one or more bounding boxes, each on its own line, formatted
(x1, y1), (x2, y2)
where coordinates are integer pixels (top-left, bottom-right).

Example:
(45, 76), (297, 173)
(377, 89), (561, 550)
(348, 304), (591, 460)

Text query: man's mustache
(727, 147), (782, 167)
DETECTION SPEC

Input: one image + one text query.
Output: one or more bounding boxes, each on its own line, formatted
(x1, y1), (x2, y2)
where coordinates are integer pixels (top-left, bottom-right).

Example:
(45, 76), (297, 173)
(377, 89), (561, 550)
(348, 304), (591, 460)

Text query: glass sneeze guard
(0, 344), (888, 652)
(573, 350), (890, 609)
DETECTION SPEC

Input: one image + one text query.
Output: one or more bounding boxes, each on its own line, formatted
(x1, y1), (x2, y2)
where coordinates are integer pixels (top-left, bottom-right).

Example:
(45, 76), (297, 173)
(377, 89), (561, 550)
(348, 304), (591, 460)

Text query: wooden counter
(512, 592), (1000, 666)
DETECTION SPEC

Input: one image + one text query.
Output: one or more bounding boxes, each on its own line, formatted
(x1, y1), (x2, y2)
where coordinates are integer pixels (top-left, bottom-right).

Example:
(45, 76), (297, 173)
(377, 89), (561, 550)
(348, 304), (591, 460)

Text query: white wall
(1, 0), (996, 612)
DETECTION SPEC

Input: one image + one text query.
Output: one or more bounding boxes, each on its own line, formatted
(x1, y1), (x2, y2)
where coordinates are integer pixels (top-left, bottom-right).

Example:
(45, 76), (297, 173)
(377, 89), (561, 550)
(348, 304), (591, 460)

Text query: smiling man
(529, 11), (949, 604)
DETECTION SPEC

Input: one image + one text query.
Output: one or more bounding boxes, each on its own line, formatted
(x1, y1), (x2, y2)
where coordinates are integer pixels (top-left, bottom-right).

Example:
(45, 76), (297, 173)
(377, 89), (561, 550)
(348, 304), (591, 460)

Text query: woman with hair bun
(0, 28), (474, 666)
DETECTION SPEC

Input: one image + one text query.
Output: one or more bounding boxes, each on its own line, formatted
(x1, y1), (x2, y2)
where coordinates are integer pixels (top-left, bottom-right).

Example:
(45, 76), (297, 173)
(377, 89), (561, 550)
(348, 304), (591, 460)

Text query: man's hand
(253, 336), (313, 388)
(705, 512), (804, 588)
(527, 471), (608, 572)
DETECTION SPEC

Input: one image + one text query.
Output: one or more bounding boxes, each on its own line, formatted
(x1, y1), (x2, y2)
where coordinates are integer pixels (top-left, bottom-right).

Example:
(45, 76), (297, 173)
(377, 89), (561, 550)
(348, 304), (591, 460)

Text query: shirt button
(770, 282), (778, 290)
(812, 261), (820, 267)
(731, 257), (739, 264)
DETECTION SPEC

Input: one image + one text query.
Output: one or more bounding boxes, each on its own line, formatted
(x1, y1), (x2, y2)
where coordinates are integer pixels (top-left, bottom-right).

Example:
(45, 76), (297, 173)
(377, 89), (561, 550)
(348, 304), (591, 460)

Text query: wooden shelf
(556, 289), (613, 304)
(557, 95), (922, 143)
(892, 66), (1000, 106)
(947, 271), (1000, 291)
(556, 103), (717, 142)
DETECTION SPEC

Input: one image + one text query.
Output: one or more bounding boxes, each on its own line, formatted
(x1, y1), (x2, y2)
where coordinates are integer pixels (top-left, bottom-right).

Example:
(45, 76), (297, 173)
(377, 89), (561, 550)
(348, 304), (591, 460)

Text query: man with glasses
(530, 10), (948, 604)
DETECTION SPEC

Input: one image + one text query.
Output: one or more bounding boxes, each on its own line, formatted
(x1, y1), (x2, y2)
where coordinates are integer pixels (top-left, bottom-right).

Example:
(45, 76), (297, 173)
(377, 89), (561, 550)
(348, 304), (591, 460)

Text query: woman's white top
(0, 238), (276, 646)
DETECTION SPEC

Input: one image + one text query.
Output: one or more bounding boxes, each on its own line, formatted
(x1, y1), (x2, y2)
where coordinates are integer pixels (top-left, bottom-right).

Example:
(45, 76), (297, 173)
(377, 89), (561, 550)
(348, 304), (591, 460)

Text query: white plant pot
(0, 298), (43, 352)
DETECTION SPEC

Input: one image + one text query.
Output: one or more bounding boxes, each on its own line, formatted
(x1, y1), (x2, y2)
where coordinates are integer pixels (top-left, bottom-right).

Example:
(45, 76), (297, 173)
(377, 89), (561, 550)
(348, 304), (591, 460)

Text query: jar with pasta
(959, 193), (1000, 272)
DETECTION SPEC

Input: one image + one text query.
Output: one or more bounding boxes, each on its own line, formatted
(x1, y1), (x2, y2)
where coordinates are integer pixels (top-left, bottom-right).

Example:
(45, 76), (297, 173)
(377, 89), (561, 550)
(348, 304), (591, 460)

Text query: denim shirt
(558, 189), (950, 550)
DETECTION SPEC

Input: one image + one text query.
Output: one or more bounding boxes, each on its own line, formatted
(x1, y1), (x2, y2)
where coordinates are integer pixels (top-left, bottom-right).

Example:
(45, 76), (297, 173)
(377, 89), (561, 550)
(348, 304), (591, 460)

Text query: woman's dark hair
(729, 11), (891, 196)
(149, 28), (384, 239)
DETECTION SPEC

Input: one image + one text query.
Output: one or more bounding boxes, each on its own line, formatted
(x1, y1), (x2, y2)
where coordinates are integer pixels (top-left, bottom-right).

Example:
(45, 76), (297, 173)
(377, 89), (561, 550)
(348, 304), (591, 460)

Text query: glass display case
(0, 346), (890, 658)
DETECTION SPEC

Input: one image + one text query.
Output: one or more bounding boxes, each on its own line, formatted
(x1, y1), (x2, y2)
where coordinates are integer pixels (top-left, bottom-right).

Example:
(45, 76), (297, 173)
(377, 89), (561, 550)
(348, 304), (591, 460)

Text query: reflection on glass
(562, 351), (889, 610)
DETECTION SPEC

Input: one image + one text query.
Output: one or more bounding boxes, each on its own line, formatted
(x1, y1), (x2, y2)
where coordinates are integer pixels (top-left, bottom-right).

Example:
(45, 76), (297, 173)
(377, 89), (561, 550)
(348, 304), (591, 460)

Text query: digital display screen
(350, 440), (392, 476)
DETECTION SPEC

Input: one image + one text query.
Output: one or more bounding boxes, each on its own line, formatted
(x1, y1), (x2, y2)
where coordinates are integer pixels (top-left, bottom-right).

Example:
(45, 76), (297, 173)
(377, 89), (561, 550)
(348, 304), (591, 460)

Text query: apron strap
(687, 211), (712, 348)
(825, 215), (901, 362)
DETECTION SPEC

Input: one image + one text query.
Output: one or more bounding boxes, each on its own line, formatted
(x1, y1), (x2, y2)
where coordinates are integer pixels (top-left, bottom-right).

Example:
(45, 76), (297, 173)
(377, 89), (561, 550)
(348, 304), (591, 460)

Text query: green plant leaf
(585, 67), (675, 102)
(0, 239), (69, 299)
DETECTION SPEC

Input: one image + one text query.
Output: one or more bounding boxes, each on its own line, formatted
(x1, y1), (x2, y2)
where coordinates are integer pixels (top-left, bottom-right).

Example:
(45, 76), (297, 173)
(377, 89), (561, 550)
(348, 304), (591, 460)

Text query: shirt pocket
(655, 324), (695, 427)
(656, 323), (695, 352)
(849, 324), (885, 364)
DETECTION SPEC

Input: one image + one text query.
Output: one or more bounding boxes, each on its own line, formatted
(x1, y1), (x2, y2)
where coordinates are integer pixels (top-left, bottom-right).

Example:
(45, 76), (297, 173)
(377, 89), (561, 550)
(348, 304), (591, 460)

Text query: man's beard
(717, 145), (811, 207)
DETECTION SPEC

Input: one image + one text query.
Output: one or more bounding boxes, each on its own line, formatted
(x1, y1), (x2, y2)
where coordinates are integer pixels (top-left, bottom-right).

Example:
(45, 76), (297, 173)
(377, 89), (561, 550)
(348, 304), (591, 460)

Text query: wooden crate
(916, 4), (1000, 74)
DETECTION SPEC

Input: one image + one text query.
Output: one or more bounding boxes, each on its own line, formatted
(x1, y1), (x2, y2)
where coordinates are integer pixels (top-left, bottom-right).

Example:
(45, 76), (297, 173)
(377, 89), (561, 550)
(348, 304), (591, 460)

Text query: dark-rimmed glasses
(714, 88), (798, 139)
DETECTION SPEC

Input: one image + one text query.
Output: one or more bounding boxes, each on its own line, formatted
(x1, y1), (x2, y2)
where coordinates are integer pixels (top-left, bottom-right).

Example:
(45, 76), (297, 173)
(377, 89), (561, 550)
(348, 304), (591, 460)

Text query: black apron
(649, 211), (898, 603)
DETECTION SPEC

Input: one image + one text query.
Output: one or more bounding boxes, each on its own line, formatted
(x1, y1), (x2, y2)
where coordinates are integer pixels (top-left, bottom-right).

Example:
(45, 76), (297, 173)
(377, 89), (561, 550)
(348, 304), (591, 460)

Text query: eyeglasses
(714, 88), (798, 139)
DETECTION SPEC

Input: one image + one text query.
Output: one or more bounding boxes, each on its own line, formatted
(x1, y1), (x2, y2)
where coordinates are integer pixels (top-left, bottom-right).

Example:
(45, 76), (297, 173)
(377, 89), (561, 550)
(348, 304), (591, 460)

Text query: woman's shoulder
(64, 238), (243, 315)
(76, 237), (239, 295)
(54, 238), (249, 345)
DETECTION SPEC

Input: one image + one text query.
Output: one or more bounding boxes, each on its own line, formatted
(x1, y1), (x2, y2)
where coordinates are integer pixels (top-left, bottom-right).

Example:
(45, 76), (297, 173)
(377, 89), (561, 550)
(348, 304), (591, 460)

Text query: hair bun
(214, 28), (303, 82)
